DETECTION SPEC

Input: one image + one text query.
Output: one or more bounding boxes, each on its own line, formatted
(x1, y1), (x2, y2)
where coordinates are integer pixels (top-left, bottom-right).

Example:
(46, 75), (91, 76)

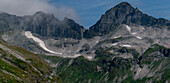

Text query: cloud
(0, 0), (79, 21)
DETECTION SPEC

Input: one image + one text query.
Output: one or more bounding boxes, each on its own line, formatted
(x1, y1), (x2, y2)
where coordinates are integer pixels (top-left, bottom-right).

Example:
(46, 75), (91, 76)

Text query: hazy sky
(0, 0), (170, 28)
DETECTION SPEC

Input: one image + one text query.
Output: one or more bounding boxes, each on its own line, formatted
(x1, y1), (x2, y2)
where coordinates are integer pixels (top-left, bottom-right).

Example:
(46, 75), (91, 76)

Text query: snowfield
(25, 31), (62, 55)
(24, 32), (90, 59)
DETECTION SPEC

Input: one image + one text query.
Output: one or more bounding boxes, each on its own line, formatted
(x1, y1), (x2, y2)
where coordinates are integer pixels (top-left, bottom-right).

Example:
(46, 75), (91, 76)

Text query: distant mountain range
(0, 2), (169, 83)
(0, 2), (169, 40)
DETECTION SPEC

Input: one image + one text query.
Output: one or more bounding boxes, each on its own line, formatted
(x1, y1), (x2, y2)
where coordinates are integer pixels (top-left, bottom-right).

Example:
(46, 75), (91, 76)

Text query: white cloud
(0, 0), (79, 21)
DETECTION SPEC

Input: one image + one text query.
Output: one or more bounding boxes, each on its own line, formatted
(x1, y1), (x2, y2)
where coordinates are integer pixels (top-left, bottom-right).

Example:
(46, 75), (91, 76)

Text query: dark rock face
(0, 13), (22, 35)
(24, 12), (85, 39)
(160, 48), (170, 57)
(85, 2), (170, 38)
(0, 11), (85, 40)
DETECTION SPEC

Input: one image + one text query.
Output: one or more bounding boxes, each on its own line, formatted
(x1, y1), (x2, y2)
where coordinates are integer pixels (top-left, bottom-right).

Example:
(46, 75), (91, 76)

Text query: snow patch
(96, 40), (99, 43)
(86, 56), (93, 60)
(141, 27), (145, 30)
(111, 43), (118, 46)
(74, 54), (81, 57)
(120, 45), (132, 48)
(125, 25), (131, 32)
(136, 36), (142, 39)
(25, 31), (62, 55)
(62, 54), (81, 58)
(131, 32), (137, 35)
(114, 36), (121, 39)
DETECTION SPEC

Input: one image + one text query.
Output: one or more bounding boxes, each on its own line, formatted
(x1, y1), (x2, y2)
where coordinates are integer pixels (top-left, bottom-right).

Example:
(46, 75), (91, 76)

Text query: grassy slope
(40, 55), (132, 83)
(0, 40), (62, 83)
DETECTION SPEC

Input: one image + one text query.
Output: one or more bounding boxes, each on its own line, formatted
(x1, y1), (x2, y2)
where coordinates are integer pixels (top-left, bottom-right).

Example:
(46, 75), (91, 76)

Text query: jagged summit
(84, 2), (170, 38)
(104, 2), (138, 24)
(117, 1), (131, 6)
(34, 11), (46, 15)
(113, 2), (132, 9)
(33, 11), (54, 17)
(63, 17), (75, 23)
(106, 1), (138, 15)
(31, 11), (57, 21)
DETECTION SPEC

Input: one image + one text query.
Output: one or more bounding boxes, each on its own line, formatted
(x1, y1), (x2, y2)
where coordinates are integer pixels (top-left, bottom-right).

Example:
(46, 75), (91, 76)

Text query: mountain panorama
(0, 2), (170, 83)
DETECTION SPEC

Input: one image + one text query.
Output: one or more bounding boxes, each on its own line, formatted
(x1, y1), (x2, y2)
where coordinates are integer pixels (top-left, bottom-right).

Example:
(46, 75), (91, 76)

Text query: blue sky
(50, 0), (170, 28)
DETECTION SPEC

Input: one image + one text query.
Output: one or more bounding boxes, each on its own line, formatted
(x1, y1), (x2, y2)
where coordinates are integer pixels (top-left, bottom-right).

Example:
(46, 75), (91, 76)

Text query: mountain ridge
(84, 2), (170, 38)
(0, 2), (170, 39)
(0, 2), (169, 83)
(0, 1), (170, 55)
(0, 11), (85, 40)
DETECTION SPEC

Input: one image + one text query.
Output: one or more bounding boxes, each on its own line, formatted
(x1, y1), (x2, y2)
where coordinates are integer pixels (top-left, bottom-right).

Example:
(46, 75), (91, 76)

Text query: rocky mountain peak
(103, 2), (138, 25)
(33, 11), (53, 17)
(116, 1), (131, 6)
(34, 11), (46, 15)
(23, 12), (85, 39)
(85, 2), (170, 38)
(111, 1), (133, 10)
(63, 17), (75, 24)
(31, 11), (58, 21)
